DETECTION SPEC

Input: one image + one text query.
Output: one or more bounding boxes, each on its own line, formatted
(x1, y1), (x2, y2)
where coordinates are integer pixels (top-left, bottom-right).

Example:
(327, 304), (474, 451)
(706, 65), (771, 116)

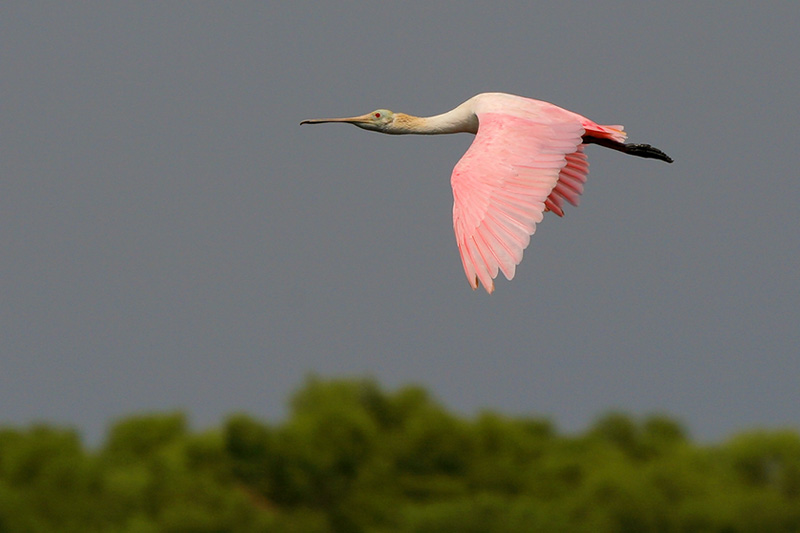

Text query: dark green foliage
(1, 377), (799, 532)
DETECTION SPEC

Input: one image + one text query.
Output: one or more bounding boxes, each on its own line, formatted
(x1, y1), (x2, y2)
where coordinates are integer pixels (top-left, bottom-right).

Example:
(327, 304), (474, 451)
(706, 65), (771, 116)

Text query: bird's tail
(581, 121), (672, 163)
(583, 121), (627, 143)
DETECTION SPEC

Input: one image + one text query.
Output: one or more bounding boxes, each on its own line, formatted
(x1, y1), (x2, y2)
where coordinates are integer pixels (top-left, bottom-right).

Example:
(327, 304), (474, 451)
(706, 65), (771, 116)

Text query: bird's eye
(374, 112), (381, 118)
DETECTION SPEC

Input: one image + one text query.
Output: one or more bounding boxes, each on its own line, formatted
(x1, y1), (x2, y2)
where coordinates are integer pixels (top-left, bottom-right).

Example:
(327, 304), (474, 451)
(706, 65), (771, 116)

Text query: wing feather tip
(484, 280), (495, 294)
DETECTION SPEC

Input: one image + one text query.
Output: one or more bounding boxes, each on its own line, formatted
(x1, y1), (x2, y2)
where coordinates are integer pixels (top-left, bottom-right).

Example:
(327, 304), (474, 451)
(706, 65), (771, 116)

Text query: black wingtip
(625, 143), (674, 163)
(583, 136), (673, 163)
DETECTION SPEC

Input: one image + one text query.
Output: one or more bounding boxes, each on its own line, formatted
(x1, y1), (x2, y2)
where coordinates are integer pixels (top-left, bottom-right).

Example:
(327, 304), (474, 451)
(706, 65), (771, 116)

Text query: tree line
(1, 377), (799, 532)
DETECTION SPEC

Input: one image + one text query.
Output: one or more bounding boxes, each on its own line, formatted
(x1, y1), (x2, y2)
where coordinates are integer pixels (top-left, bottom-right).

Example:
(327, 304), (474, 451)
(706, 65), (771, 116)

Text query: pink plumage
(451, 95), (626, 292)
(301, 92), (671, 293)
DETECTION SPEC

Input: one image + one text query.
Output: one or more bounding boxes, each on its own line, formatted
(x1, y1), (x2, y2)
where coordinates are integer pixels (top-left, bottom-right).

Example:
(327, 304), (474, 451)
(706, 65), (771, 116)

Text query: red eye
(375, 112), (381, 118)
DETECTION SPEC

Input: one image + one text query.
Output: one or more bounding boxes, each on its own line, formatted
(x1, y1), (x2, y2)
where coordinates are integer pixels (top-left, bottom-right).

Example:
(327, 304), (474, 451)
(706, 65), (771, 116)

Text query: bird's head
(301, 109), (397, 133)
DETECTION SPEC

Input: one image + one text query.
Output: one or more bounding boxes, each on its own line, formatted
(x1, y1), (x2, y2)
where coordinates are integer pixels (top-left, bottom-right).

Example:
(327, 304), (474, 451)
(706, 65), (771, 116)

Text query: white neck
(389, 100), (478, 135)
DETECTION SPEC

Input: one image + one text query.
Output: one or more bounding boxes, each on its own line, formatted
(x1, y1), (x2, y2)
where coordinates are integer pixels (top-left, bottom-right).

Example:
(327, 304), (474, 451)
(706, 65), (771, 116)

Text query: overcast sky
(2, 3), (798, 445)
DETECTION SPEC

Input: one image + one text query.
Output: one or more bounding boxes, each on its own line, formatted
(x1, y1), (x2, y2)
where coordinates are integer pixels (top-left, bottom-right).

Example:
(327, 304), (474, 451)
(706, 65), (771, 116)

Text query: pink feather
(451, 95), (625, 293)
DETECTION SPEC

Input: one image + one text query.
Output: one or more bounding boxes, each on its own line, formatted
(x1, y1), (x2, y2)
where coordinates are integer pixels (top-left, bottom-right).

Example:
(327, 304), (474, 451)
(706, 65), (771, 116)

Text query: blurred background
(2, 2), (798, 449)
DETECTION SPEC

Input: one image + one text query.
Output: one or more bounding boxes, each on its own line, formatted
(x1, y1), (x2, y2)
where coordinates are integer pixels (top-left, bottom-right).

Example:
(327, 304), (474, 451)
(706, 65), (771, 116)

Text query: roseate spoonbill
(301, 92), (672, 293)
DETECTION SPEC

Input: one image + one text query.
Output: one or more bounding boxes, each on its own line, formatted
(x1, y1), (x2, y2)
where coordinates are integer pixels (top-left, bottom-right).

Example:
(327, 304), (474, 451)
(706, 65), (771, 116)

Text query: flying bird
(301, 92), (672, 293)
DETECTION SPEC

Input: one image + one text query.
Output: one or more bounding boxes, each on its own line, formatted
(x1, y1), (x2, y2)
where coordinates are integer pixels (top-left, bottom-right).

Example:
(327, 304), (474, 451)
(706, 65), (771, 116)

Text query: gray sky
(2, 3), (798, 445)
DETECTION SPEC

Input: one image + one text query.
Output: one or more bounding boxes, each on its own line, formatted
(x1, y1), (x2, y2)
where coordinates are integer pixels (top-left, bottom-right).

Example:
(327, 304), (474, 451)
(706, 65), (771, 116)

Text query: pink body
(450, 94), (625, 293)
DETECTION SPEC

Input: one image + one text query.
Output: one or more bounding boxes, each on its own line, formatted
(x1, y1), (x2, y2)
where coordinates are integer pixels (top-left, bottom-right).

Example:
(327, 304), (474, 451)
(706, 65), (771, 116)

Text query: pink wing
(451, 101), (623, 293)
(543, 148), (589, 217)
